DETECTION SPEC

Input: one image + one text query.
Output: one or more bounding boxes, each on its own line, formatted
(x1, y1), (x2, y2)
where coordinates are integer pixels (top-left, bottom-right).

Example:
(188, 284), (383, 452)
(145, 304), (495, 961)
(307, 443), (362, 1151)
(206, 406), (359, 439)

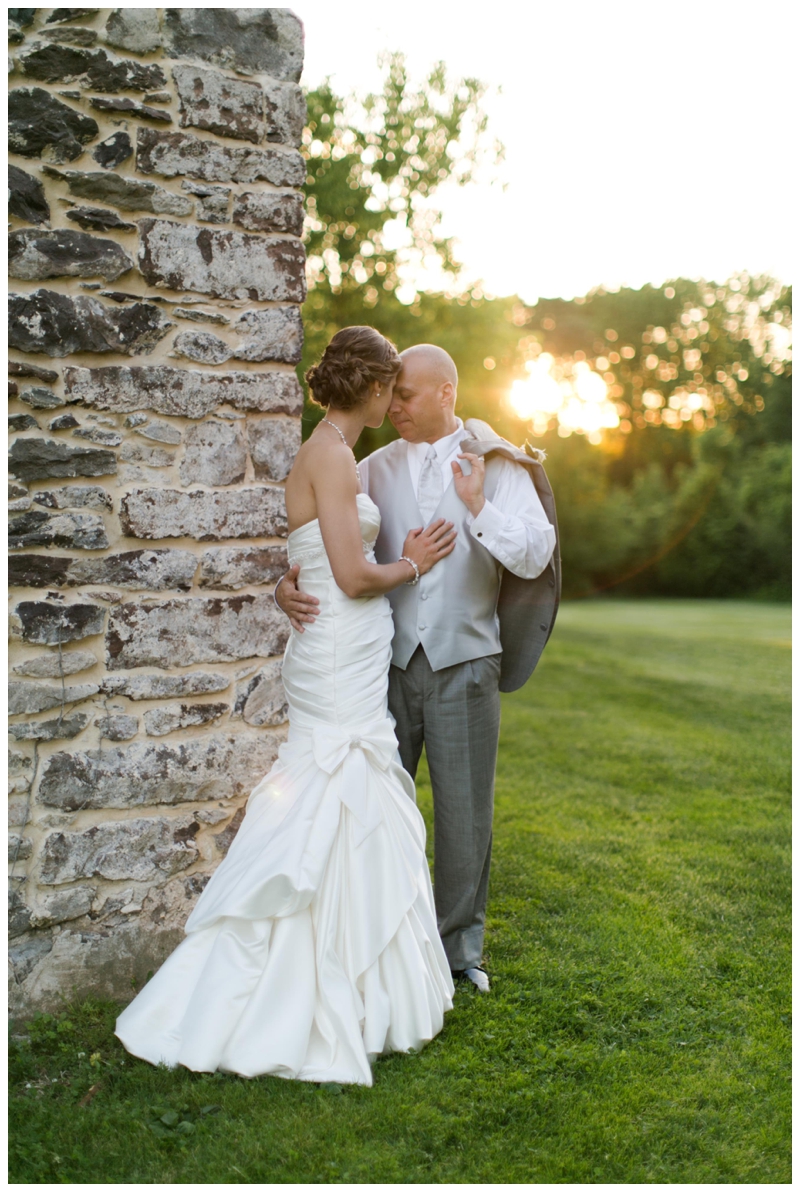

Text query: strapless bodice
(282, 491), (394, 733)
(287, 492), (381, 568)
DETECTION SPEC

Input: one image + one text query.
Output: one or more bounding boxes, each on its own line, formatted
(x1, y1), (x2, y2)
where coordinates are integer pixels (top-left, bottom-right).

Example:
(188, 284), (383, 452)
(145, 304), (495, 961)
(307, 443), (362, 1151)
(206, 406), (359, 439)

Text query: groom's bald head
(389, 344), (460, 443)
(399, 344), (458, 395)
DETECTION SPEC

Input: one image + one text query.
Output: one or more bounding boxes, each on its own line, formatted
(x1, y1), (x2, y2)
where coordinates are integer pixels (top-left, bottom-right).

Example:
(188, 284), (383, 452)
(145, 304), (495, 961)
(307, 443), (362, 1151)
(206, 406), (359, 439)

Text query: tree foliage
(298, 60), (791, 600)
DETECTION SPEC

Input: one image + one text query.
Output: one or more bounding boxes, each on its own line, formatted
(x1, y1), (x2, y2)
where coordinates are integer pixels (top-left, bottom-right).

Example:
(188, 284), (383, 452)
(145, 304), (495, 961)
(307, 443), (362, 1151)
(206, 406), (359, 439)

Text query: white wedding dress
(115, 493), (454, 1085)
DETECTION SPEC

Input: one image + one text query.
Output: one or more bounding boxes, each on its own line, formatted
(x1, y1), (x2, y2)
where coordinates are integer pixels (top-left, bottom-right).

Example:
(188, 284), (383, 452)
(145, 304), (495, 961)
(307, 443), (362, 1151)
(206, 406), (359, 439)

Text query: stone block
(44, 167), (192, 215)
(29, 886), (96, 928)
(72, 427), (123, 447)
(9, 414), (40, 432)
(18, 43), (166, 92)
(198, 545), (287, 590)
(213, 806), (245, 856)
(9, 9), (36, 30)
(231, 307), (303, 363)
(173, 63), (265, 144)
(106, 593), (287, 669)
(180, 180), (230, 224)
(104, 8), (162, 54)
(264, 79), (306, 147)
(45, 10), (100, 25)
(8, 437), (117, 484)
(37, 732), (280, 810)
(9, 712), (90, 741)
(95, 713), (138, 741)
(101, 672), (230, 700)
(65, 365), (303, 417)
(9, 87), (99, 162)
(8, 681), (100, 715)
(14, 600), (106, 644)
(162, 8), (304, 81)
(119, 486), (287, 541)
(9, 835), (34, 862)
(13, 650), (98, 677)
(134, 418), (182, 445)
(138, 219), (306, 303)
(136, 127), (305, 187)
(119, 442), (175, 467)
(18, 387), (65, 410)
(9, 889), (34, 941)
(49, 413), (81, 431)
(143, 701), (229, 736)
(9, 362), (59, 382)
(89, 96), (172, 123)
(9, 290), (174, 358)
(44, 26), (99, 47)
(8, 165), (50, 225)
(92, 131), (133, 170)
(232, 190), (304, 236)
(172, 330), (232, 365)
(232, 661), (287, 726)
(9, 228), (134, 283)
(9, 509), (110, 551)
(180, 420), (247, 487)
(32, 485), (112, 510)
(12, 600), (105, 648)
(173, 309), (304, 367)
(65, 207), (136, 232)
(39, 816), (200, 885)
(246, 416), (301, 482)
(9, 930), (53, 977)
(9, 549), (197, 591)
(9, 750), (35, 797)
(173, 305), (229, 325)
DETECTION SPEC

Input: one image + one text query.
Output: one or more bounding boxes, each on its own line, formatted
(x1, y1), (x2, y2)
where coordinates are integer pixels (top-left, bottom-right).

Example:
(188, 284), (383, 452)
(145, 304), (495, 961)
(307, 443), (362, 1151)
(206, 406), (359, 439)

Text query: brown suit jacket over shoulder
(461, 418), (561, 693)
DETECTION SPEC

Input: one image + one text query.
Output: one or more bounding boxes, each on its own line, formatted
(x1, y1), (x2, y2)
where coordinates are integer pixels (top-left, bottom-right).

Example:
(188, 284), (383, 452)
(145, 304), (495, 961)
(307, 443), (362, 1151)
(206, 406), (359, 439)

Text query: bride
(115, 326), (456, 1085)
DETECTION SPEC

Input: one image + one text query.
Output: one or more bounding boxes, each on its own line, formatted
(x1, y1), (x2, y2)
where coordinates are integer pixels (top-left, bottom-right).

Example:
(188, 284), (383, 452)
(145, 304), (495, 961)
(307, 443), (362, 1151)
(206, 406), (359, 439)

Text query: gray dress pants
(388, 645), (502, 971)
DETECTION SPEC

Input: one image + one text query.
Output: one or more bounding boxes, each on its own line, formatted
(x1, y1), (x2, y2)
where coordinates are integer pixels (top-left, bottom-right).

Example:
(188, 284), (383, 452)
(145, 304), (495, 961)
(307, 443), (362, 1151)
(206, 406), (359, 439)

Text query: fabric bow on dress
(312, 720), (400, 846)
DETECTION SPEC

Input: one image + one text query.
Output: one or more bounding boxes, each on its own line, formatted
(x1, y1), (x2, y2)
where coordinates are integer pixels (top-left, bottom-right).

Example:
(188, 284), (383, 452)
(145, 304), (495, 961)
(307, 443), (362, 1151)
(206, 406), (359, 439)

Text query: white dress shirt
(362, 418), (556, 580)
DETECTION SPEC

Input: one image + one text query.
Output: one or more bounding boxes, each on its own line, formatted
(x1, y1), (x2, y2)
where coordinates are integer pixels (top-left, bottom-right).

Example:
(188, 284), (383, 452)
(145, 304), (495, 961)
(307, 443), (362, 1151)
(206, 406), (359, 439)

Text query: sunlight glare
(507, 354), (619, 439)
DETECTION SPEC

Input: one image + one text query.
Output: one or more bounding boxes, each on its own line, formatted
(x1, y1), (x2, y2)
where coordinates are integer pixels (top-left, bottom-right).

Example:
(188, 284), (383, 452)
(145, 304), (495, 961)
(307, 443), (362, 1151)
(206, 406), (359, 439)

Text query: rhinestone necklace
(321, 417), (361, 482)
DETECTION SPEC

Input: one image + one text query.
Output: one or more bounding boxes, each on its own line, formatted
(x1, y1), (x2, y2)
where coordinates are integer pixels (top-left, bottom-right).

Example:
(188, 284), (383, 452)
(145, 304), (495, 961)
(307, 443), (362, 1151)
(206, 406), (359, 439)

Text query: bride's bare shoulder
(289, 431), (356, 489)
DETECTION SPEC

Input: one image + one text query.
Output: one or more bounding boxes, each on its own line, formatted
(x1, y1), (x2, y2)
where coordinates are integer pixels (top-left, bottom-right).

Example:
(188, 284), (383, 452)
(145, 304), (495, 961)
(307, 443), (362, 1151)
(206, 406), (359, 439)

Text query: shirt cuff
(467, 499), (507, 544)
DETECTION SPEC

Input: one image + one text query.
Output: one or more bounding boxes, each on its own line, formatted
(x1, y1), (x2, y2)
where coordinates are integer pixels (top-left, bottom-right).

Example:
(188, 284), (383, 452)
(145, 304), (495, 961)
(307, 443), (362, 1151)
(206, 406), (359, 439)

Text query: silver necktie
(417, 444), (443, 525)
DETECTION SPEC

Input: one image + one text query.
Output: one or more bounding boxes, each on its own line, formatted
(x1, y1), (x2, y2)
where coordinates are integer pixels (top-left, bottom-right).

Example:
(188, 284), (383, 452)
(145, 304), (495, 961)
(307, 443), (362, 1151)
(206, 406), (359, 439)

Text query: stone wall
(8, 8), (306, 1016)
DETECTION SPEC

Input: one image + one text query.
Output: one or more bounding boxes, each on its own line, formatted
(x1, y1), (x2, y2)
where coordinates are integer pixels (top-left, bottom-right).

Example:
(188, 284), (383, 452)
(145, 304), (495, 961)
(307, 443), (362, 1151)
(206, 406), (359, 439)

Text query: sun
(507, 354), (620, 443)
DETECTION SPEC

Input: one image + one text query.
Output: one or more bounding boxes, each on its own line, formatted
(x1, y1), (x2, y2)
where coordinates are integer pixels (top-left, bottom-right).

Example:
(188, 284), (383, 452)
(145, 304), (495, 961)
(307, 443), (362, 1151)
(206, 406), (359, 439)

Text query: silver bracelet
(272, 572), (286, 612)
(400, 555), (420, 585)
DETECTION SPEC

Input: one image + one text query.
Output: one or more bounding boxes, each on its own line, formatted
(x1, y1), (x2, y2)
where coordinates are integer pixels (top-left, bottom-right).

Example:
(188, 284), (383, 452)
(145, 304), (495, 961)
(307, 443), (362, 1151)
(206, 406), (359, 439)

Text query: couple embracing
(116, 327), (560, 1086)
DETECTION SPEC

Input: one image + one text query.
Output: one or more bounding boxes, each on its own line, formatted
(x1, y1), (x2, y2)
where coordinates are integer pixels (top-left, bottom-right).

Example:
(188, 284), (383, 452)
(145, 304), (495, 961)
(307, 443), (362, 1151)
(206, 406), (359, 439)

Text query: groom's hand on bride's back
(274, 564), (320, 633)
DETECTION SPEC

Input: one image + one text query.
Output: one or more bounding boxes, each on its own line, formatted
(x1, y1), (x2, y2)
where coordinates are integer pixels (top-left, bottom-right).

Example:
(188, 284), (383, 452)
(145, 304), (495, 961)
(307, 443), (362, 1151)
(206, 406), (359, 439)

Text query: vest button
(419, 624), (427, 631)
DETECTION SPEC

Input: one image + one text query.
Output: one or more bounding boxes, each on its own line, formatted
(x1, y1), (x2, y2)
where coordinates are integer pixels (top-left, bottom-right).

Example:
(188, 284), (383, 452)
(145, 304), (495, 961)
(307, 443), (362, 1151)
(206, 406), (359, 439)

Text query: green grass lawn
(9, 599), (791, 1184)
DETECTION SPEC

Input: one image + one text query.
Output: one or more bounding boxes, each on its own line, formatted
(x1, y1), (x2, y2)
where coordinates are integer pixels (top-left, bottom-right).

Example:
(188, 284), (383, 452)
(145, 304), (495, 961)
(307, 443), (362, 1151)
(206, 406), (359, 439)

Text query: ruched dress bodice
(116, 493), (453, 1086)
(283, 492), (394, 733)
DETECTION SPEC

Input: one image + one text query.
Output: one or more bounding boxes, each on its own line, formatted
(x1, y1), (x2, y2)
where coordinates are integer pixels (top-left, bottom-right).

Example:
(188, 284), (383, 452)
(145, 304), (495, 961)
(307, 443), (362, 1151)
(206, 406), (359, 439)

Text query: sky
(293, 0), (793, 304)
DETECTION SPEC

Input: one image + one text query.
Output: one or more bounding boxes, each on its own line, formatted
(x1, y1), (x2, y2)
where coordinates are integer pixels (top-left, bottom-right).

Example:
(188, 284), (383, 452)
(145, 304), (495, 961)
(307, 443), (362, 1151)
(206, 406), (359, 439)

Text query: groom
(276, 345), (558, 991)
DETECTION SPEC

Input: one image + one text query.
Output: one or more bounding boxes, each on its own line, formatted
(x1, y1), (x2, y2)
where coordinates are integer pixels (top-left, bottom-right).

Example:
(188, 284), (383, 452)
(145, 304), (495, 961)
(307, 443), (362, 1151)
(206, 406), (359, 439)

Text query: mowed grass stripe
(10, 600), (790, 1184)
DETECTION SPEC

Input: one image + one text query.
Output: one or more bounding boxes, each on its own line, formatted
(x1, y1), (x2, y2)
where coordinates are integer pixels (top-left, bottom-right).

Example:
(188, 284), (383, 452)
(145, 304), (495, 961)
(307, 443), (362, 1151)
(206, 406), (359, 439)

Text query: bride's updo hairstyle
(305, 326), (401, 411)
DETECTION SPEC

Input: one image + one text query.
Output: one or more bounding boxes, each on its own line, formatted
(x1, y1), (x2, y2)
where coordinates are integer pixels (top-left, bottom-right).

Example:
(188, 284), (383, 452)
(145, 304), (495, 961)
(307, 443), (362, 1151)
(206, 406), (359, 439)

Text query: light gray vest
(366, 419), (561, 688)
(366, 435), (507, 672)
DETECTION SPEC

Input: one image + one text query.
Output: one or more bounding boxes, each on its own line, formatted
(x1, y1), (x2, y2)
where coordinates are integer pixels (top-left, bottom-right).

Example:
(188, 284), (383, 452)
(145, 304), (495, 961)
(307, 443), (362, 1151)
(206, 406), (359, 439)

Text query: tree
(300, 53), (502, 438)
(297, 63), (791, 600)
